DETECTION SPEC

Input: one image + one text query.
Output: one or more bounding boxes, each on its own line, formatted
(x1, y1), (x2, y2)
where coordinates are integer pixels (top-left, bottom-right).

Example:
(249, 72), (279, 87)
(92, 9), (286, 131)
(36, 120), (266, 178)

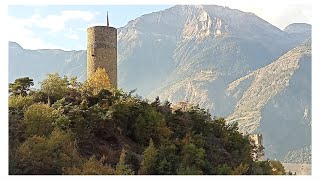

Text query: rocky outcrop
(283, 145), (311, 164)
(226, 39), (311, 134)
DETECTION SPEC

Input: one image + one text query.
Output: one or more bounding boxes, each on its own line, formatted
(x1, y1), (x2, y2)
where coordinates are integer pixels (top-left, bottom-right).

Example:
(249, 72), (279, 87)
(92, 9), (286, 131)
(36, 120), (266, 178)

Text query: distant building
(249, 134), (265, 161)
(87, 12), (117, 88)
(171, 101), (193, 112)
(249, 134), (263, 146)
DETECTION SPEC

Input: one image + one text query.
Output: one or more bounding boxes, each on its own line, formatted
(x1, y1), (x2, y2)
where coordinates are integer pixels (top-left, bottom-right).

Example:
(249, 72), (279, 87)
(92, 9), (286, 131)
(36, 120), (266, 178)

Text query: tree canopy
(82, 68), (111, 95)
(8, 74), (286, 175)
(9, 77), (34, 96)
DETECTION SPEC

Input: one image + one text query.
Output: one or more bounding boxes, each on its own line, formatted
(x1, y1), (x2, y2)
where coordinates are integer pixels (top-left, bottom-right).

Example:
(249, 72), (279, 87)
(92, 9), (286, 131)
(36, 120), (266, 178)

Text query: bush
(13, 129), (82, 174)
(9, 95), (34, 110)
(216, 164), (233, 175)
(23, 103), (59, 137)
(134, 106), (171, 146)
(64, 156), (114, 175)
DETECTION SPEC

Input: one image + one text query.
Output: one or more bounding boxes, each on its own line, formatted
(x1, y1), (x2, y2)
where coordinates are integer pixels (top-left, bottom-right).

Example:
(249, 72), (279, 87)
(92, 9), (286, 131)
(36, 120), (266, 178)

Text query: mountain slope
(283, 145), (311, 164)
(226, 39), (311, 159)
(9, 42), (86, 85)
(284, 23), (311, 34)
(119, 5), (302, 97)
(284, 23), (311, 46)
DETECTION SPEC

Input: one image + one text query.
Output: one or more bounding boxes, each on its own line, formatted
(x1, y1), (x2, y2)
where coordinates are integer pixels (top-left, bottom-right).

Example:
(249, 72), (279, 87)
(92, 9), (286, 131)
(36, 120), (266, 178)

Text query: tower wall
(249, 134), (263, 146)
(87, 26), (117, 88)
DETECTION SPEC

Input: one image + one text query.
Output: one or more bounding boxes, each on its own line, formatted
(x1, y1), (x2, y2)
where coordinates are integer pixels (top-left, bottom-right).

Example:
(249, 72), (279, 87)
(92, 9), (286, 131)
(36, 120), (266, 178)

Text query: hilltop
(9, 73), (286, 175)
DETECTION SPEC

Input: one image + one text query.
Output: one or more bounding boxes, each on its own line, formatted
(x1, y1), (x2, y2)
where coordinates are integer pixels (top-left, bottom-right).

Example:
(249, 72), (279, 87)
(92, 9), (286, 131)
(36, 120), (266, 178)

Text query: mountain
(226, 39), (311, 160)
(119, 5), (301, 96)
(284, 23), (311, 45)
(8, 42), (86, 86)
(284, 23), (311, 34)
(8, 5), (311, 162)
(283, 145), (311, 164)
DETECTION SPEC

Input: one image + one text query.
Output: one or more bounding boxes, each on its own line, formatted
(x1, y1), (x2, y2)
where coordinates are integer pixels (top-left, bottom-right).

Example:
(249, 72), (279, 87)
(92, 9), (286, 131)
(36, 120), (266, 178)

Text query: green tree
(13, 129), (82, 174)
(216, 164), (233, 175)
(23, 103), (59, 137)
(9, 108), (25, 174)
(9, 95), (34, 110)
(250, 161), (273, 175)
(139, 139), (158, 175)
(8, 75), (287, 175)
(232, 162), (249, 175)
(40, 73), (69, 105)
(177, 143), (206, 175)
(156, 142), (178, 175)
(177, 165), (203, 175)
(64, 156), (114, 175)
(115, 149), (134, 175)
(9, 77), (34, 96)
(134, 106), (171, 146)
(270, 160), (286, 175)
(211, 118), (253, 165)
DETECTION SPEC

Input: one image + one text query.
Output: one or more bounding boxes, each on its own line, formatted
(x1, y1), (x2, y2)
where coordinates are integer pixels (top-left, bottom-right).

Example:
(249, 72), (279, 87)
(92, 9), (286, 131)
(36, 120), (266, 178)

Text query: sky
(7, 0), (312, 50)
(8, 5), (173, 50)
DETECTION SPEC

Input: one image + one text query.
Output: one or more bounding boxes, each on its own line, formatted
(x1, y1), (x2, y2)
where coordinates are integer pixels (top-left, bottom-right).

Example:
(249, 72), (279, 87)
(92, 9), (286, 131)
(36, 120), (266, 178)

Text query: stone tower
(249, 134), (265, 161)
(87, 12), (117, 88)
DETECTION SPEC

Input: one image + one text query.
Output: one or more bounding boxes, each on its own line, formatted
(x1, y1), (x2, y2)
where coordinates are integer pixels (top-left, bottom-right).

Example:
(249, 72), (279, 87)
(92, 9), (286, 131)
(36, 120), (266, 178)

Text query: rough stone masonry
(86, 14), (117, 88)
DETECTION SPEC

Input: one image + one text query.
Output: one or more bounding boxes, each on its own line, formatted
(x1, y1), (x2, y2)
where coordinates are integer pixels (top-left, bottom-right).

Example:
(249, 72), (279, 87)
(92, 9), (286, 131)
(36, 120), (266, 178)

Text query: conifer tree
(139, 139), (158, 174)
(115, 149), (134, 175)
(9, 77), (34, 96)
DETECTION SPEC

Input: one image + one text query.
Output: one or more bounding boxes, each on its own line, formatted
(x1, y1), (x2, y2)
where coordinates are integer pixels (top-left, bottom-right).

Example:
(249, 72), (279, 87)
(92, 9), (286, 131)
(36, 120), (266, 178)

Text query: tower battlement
(87, 24), (117, 88)
(249, 134), (263, 146)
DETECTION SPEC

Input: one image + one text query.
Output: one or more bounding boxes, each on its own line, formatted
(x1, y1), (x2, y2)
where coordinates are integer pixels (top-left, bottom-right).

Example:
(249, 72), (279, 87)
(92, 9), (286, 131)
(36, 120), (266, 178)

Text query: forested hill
(9, 71), (286, 175)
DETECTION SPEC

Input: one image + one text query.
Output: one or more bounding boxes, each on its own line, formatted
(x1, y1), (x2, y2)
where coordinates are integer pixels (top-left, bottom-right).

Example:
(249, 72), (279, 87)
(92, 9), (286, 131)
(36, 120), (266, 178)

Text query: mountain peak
(120, 4), (284, 42)
(9, 41), (23, 50)
(284, 23), (311, 34)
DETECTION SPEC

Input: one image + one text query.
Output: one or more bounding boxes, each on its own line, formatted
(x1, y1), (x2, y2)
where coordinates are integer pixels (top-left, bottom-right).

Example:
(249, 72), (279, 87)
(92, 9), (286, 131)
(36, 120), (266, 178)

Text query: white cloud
(39, 10), (94, 32)
(64, 29), (80, 40)
(88, 21), (105, 27)
(29, 10), (95, 32)
(62, 10), (95, 21)
(65, 33), (79, 40)
(211, 0), (312, 29)
(8, 10), (96, 49)
(8, 16), (63, 49)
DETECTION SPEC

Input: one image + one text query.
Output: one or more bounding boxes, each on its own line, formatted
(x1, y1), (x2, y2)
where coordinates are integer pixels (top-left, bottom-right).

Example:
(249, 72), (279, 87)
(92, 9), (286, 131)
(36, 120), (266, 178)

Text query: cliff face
(118, 5), (300, 97)
(9, 5), (311, 162)
(225, 39), (311, 160)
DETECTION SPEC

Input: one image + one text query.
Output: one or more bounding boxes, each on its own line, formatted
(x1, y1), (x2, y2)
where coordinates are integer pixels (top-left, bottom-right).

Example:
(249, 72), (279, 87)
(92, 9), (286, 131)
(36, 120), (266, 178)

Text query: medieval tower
(87, 13), (117, 88)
